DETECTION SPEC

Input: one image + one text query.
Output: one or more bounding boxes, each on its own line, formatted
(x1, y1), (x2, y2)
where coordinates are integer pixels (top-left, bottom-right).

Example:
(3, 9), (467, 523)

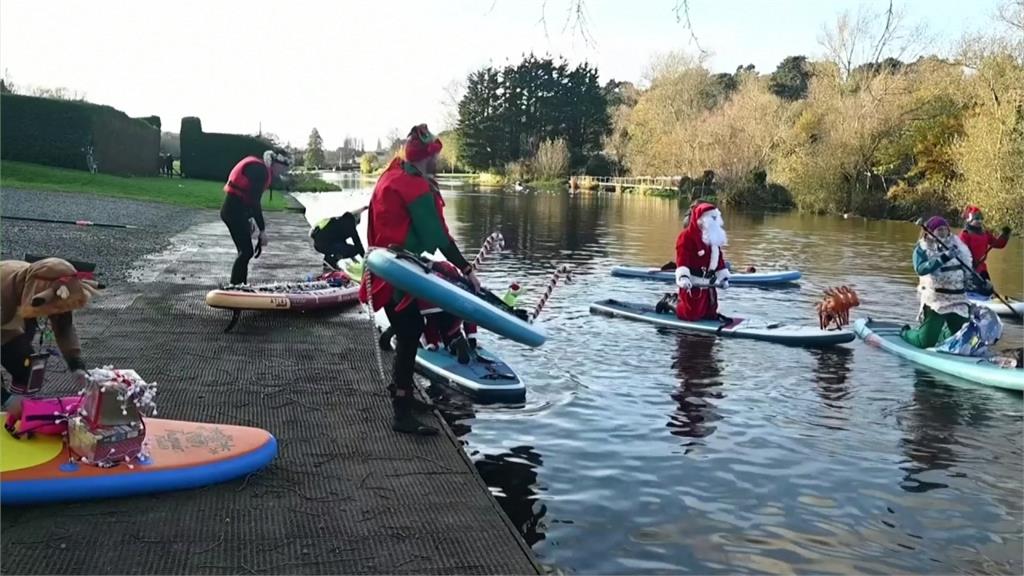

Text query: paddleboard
(1, 416), (277, 505)
(590, 299), (855, 346)
(610, 265), (801, 285)
(205, 278), (359, 312)
(374, 309), (525, 403)
(365, 248), (545, 347)
(853, 319), (1023, 391)
(967, 293), (1024, 319)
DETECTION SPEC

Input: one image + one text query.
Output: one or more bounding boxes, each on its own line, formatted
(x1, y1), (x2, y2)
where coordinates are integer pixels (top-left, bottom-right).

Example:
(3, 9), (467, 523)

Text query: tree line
(449, 2), (1023, 227)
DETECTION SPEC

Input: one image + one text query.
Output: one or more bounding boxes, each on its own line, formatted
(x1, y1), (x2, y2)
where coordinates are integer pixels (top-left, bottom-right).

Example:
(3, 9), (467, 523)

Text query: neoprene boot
(448, 335), (472, 364)
(386, 384), (433, 412)
(392, 398), (438, 436)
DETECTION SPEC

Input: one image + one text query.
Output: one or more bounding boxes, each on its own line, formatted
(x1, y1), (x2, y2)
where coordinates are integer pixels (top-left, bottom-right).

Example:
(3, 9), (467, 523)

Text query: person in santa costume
(958, 205), (1010, 294)
(360, 124), (480, 436)
(672, 202), (730, 321)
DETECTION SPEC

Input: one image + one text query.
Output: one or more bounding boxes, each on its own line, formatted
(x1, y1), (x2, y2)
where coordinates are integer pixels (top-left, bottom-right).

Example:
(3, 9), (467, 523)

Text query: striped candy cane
(530, 264), (573, 322)
(472, 232), (505, 270)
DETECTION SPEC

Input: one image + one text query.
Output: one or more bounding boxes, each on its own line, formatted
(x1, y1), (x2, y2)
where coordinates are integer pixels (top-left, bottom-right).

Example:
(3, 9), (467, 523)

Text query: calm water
(301, 177), (1024, 575)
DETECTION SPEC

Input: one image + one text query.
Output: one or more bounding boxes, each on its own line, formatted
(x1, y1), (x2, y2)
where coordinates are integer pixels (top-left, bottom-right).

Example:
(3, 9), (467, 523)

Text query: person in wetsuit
(310, 207), (367, 270)
(221, 150), (292, 285)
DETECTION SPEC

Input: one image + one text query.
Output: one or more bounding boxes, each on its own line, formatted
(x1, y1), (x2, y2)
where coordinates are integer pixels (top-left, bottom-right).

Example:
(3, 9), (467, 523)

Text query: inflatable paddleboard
(610, 265), (801, 285)
(374, 309), (525, 403)
(967, 293), (1024, 319)
(590, 299), (855, 346)
(365, 249), (545, 347)
(1, 417), (277, 505)
(853, 319), (1024, 391)
(205, 278), (359, 312)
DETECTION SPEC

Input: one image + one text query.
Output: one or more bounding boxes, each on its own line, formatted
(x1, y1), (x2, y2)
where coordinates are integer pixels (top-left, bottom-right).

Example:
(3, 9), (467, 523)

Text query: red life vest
(959, 228), (1007, 274)
(224, 156), (272, 203)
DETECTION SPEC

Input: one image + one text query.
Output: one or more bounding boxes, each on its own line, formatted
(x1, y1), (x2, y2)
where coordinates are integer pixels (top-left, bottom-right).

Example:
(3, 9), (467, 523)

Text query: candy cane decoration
(472, 232), (505, 270)
(530, 264), (573, 322)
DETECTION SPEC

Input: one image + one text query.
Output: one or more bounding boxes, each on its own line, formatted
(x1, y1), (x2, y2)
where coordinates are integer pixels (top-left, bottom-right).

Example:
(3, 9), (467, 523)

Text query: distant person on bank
(221, 151), (292, 285)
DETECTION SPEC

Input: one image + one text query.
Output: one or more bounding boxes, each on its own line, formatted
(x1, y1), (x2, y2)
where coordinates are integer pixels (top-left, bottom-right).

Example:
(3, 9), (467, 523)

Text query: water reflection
(668, 335), (725, 446)
(809, 347), (854, 409)
(897, 374), (994, 494)
(475, 446), (548, 547)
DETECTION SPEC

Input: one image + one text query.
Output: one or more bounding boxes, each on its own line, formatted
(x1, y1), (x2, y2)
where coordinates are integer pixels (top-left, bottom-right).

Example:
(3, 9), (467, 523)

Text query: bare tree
(440, 78), (465, 131)
(818, 0), (926, 81)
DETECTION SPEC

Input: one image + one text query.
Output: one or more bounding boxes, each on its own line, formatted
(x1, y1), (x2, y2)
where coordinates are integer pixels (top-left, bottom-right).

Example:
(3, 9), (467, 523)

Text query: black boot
(387, 384), (433, 412)
(448, 335), (471, 365)
(392, 398), (438, 436)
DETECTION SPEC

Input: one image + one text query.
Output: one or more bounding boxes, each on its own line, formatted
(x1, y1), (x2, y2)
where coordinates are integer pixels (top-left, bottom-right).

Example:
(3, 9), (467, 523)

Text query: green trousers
(902, 306), (967, 349)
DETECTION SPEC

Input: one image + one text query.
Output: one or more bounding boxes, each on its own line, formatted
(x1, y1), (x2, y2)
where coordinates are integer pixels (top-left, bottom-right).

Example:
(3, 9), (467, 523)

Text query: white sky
(0, 0), (1002, 149)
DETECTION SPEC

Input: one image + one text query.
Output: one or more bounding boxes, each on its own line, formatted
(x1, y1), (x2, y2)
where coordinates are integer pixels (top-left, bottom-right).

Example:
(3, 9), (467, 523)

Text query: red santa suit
(674, 203), (730, 321)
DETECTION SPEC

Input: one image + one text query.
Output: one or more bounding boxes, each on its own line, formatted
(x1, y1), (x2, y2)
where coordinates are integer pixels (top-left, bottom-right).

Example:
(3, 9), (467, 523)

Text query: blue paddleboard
(365, 249), (545, 347)
(610, 265), (801, 285)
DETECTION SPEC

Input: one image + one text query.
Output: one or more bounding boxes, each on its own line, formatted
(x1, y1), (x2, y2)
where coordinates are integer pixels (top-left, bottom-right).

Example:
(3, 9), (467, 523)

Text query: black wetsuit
(220, 162), (269, 284)
(312, 213), (365, 267)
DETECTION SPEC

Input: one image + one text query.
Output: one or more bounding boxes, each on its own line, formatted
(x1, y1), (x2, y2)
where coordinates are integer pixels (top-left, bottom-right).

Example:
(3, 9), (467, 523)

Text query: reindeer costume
(1, 258), (98, 405)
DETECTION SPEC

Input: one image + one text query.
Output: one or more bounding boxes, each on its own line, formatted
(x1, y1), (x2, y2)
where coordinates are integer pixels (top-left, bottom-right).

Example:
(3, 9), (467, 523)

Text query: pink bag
(4, 395), (83, 438)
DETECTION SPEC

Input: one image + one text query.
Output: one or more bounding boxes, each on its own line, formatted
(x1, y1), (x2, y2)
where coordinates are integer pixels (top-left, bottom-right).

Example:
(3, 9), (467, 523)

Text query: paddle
(5, 215), (138, 229)
(915, 218), (1023, 322)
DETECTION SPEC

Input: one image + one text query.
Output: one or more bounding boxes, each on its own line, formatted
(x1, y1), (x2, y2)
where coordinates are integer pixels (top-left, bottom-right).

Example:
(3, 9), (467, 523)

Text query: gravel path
(1, 188), (209, 283)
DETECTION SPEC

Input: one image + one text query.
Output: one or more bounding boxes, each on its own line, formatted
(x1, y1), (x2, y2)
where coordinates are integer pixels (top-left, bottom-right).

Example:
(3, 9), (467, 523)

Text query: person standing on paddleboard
(360, 124), (481, 436)
(670, 202), (730, 321)
(902, 216), (973, 348)
(958, 205), (1011, 295)
(221, 150), (292, 285)
(1, 258), (99, 408)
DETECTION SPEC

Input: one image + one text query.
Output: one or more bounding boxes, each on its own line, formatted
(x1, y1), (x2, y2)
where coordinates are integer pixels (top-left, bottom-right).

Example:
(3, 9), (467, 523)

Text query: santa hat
(404, 124), (443, 162)
(962, 205), (983, 222)
(687, 202), (720, 234)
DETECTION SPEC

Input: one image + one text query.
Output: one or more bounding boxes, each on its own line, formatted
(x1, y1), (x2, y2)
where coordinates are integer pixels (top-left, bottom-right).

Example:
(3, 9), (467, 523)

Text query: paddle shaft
(5, 215), (138, 229)
(918, 224), (1023, 321)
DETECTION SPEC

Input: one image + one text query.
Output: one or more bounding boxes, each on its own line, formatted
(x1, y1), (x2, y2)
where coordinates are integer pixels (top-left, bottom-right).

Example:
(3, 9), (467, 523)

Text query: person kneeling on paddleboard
(902, 216), (973, 349)
(959, 205), (1010, 295)
(360, 124), (481, 436)
(311, 207), (368, 271)
(0, 258), (99, 409)
(221, 150), (292, 285)
(664, 202), (730, 321)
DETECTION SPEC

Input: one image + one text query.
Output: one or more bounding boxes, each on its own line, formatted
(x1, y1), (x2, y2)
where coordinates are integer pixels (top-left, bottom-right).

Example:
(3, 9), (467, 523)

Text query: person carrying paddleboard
(360, 124), (480, 435)
(672, 202), (730, 321)
(310, 207), (367, 271)
(901, 216), (973, 349)
(221, 150), (292, 285)
(958, 205), (1011, 294)
(1, 258), (99, 408)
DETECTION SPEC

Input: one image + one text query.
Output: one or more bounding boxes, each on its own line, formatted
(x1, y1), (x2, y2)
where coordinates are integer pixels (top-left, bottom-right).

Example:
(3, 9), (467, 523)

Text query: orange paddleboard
(1, 416), (277, 505)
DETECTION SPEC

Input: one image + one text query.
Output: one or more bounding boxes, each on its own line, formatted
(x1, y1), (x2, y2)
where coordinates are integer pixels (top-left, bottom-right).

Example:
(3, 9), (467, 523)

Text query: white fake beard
(700, 213), (727, 268)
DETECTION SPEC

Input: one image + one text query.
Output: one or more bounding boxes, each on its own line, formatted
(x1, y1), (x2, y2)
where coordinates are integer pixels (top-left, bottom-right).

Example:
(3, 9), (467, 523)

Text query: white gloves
(675, 266), (692, 290)
(715, 268), (731, 289)
(72, 369), (89, 389)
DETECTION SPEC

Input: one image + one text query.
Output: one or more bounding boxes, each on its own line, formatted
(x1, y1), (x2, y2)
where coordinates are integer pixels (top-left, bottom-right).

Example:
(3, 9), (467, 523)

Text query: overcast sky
(0, 0), (1002, 149)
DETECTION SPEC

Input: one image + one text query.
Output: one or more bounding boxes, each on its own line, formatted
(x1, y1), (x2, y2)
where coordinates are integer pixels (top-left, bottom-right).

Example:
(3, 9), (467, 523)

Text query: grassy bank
(0, 161), (291, 210)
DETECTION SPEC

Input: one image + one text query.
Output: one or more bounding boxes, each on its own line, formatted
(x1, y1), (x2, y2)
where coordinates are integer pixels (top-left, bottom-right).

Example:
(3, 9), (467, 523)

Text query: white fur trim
(419, 307), (443, 316)
(715, 268), (730, 281)
(675, 266), (692, 289)
(709, 246), (720, 271)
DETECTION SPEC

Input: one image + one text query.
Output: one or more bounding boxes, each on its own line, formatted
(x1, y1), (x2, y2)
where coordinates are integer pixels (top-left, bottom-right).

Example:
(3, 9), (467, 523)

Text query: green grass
(0, 161), (290, 210)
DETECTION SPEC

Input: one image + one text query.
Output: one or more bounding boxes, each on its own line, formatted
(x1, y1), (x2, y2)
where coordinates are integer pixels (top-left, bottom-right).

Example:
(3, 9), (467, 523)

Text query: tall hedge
(179, 117), (272, 181)
(0, 93), (160, 176)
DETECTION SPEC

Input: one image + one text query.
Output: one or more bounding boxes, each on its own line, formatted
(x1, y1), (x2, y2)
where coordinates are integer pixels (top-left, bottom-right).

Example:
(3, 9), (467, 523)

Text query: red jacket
(359, 159), (453, 310)
(959, 227), (1008, 274)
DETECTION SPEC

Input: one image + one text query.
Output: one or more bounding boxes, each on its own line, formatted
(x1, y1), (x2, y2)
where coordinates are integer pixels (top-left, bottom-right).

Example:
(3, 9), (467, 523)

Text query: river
(299, 175), (1023, 574)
